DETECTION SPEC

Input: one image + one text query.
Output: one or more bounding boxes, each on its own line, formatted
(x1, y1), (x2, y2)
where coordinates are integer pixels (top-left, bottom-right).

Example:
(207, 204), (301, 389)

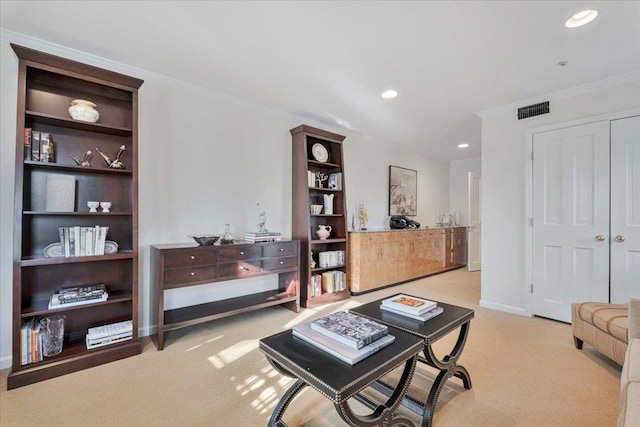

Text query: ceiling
(2, 1), (640, 161)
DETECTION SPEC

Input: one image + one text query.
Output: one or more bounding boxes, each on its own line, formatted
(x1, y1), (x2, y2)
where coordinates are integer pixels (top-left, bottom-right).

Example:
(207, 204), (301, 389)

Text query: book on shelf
(380, 294), (438, 316)
(380, 304), (444, 322)
(328, 172), (342, 190)
(40, 132), (54, 162)
(292, 322), (395, 365)
(86, 319), (133, 349)
(48, 293), (108, 309)
(45, 173), (75, 212)
(31, 130), (40, 162)
(245, 231), (282, 237)
(310, 311), (389, 350)
(307, 170), (316, 188)
(23, 128), (31, 161)
(58, 226), (109, 257)
(86, 320), (132, 340)
(86, 333), (132, 349)
(21, 317), (43, 365)
(245, 236), (282, 243)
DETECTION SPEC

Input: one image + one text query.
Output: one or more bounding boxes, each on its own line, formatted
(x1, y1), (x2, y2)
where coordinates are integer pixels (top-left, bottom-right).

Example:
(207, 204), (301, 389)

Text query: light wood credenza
(348, 228), (467, 294)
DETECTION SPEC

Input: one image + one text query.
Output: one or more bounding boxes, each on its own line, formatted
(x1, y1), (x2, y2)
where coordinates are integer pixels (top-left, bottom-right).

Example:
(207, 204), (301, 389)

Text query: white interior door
(610, 115), (640, 303)
(532, 121), (610, 322)
(467, 172), (481, 271)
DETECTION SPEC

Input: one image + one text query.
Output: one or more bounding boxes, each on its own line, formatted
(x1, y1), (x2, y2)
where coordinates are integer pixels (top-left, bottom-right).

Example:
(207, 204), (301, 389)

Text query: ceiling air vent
(518, 101), (549, 120)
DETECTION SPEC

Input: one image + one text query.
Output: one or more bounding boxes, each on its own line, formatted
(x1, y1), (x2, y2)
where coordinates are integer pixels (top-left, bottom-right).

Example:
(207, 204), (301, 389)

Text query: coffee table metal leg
(268, 378), (308, 427)
(338, 356), (418, 427)
(420, 321), (472, 426)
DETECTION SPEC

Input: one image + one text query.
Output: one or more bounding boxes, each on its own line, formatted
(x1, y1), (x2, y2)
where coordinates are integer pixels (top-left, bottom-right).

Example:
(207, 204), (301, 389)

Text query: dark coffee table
(259, 326), (424, 427)
(350, 295), (474, 427)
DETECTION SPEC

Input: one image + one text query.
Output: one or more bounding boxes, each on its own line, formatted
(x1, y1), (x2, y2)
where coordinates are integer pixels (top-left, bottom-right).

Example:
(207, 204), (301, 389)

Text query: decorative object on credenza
(390, 215), (420, 230)
(87, 201), (99, 213)
(389, 165), (417, 216)
(310, 204), (323, 215)
(257, 211), (268, 233)
(221, 224), (234, 244)
(316, 225), (332, 240)
(188, 234), (220, 246)
(68, 99), (100, 123)
(100, 201), (111, 213)
(315, 172), (328, 188)
(323, 193), (334, 215)
(96, 145), (126, 169)
(358, 203), (368, 231)
(70, 150), (92, 167)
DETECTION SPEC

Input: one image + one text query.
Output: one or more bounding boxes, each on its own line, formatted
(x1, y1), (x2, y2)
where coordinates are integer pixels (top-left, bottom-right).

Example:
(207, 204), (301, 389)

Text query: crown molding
(0, 28), (357, 138)
(476, 68), (640, 119)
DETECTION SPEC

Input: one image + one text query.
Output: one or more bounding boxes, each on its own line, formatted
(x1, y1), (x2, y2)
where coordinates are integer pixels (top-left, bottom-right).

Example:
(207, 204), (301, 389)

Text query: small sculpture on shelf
(316, 172), (328, 189)
(358, 203), (368, 231)
(96, 145), (126, 169)
(70, 150), (92, 167)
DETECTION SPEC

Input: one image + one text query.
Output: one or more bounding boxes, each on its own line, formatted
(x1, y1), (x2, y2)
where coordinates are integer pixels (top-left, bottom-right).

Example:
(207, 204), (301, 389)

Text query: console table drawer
(263, 242), (298, 257)
(163, 250), (218, 268)
(218, 260), (262, 278)
(263, 256), (298, 272)
(164, 266), (218, 288)
(218, 246), (262, 262)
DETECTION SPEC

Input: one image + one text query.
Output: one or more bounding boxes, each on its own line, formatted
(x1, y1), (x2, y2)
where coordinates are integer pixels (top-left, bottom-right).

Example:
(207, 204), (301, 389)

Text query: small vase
(323, 194), (334, 215)
(221, 224), (234, 244)
(316, 225), (332, 240)
(68, 99), (100, 123)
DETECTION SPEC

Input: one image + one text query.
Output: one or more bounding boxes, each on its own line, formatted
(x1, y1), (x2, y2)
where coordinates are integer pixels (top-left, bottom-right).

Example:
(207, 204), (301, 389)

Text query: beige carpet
(0, 269), (622, 426)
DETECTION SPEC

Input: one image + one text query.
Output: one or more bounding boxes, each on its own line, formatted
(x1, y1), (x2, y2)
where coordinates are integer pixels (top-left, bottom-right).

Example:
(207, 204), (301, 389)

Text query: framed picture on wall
(389, 165), (417, 216)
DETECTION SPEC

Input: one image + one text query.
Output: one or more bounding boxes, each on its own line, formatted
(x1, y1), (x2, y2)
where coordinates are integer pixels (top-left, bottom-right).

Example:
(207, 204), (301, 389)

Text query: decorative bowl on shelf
(188, 234), (220, 246)
(68, 99), (100, 123)
(310, 204), (323, 214)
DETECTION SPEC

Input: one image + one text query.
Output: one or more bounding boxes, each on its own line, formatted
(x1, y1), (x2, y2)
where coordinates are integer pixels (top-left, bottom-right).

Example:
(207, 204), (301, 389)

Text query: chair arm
(630, 297), (640, 341)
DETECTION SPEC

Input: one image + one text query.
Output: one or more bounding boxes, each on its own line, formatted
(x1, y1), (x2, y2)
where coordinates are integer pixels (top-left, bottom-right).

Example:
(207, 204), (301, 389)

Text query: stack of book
(318, 250), (345, 268)
(48, 284), (108, 310)
(24, 128), (55, 163)
(244, 231), (282, 243)
(20, 318), (42, 365)
(86, 320), (133, 349)
(58, 225), (109, 257)
(380, 294), (443, 322)
(292, 311), (395, 365)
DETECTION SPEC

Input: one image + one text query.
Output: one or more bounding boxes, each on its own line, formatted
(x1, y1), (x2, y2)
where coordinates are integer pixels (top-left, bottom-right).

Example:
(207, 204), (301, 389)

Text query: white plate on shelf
(44, 240), (119, 257)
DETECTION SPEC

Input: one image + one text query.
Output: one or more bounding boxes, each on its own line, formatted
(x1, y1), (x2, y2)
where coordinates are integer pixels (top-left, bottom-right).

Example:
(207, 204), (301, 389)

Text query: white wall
(449, 157), (481, 226)
(0, 32), (451, 369)
(480, 79), (640, 315)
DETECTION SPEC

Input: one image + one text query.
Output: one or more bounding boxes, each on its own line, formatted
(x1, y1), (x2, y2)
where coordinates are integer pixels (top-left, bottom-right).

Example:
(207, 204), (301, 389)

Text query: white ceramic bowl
(310, 204), (323, 214)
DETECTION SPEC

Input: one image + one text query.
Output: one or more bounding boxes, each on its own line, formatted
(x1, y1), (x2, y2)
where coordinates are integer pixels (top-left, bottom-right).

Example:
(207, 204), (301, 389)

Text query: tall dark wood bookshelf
(8, 44), (143, 389)
(291, 125), (350, 307)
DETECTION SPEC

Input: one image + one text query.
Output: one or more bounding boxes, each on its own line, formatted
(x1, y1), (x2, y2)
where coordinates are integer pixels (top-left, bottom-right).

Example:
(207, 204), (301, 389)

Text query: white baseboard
(479, 299), (530, 317)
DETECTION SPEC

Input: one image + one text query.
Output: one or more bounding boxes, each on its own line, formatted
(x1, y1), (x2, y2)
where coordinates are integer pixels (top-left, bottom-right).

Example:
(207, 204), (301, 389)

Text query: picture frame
(389, 165), (417, 216)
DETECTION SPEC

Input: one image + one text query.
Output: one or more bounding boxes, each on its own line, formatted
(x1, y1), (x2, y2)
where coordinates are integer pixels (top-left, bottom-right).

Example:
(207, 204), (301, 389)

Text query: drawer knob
(190, 255), (195, 260)
(280, 261), (284, 265)
(190, 272), (195, 276)
(280, 248), (284, 252)
(240, 251), (244, 255)
(240, 266), (249, 271)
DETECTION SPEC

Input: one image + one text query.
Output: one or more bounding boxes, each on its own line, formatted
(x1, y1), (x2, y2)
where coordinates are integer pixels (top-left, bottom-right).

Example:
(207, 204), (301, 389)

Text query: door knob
(615, 235), (625, 242)
(595, 235), (606, 242)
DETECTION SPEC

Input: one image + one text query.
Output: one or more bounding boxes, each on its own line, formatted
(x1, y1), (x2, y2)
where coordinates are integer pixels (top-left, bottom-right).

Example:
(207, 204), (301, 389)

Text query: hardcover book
(310, 311), (388, 349)
(380, 305), (444, 322)
(380, 294), (438, 315)
(45, 173), (75, 212)
(292, 322), (395, 365)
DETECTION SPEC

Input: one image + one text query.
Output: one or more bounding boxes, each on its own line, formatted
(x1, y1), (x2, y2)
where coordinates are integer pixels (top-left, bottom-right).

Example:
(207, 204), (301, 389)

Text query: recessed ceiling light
(565, 10), (598, 28)
(458, 143), (469, 148)
(381, 90), (398, 99)
(558, 60), (568, 66)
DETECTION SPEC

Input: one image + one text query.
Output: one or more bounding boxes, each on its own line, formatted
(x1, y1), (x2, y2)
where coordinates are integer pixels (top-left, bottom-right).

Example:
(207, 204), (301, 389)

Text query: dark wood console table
(151, 240), (300, 350)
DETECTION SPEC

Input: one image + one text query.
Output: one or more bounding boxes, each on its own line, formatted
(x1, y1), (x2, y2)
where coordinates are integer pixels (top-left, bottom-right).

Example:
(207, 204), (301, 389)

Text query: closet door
(532, 121), (610, 322)
(610, 115), (640, 303)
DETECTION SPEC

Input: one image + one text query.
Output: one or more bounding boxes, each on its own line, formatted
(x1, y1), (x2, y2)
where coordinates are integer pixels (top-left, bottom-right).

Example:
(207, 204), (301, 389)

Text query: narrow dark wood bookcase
(291, 125), (350, 307)
(8, 44), (143, 389)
